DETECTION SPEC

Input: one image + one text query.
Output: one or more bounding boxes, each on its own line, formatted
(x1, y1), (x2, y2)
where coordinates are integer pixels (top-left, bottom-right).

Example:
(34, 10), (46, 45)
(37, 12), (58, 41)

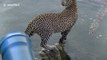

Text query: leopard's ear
(61, 0), (67, 6)
(61, 0), (74, 7)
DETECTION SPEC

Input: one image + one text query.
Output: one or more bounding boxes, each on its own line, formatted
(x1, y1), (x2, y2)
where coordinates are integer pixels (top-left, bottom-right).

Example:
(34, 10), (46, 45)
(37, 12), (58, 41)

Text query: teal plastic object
(0, 32), (35, 60)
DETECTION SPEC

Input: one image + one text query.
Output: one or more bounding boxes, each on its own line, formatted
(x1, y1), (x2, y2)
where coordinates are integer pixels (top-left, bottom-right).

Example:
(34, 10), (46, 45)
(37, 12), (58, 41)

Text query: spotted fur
(25, 0), (78, 50)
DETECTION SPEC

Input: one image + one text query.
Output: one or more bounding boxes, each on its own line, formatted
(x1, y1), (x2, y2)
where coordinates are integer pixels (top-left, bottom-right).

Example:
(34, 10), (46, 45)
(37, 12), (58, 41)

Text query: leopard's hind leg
(59, 29), (71, 44)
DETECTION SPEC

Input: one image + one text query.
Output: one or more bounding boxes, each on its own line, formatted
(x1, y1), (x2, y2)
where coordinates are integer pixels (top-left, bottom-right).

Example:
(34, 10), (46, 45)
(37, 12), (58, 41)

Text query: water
(0, 0), (107, 60)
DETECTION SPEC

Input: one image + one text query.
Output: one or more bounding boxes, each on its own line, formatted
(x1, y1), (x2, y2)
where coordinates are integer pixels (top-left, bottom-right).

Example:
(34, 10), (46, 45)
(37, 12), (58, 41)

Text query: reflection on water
(90, 1), (107, 34)
(0, 0), (107, 60)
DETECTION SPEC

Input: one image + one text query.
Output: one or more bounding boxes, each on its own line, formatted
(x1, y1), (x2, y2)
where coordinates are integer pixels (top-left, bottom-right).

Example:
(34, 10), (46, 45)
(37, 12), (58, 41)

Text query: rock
(39, 43), (71, 60)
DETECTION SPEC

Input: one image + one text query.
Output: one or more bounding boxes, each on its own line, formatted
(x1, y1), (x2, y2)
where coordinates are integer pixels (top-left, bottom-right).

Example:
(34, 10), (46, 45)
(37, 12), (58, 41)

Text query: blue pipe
(0, 32), (35, 60)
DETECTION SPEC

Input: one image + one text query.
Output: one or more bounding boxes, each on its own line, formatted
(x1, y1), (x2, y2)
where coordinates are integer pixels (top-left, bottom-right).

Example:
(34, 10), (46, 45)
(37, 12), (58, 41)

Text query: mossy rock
(39, 43), (71, 60)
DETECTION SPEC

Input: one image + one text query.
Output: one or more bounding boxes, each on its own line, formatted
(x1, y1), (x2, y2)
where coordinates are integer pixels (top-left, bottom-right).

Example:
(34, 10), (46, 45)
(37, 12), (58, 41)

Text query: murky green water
(0, 0), (107, 60)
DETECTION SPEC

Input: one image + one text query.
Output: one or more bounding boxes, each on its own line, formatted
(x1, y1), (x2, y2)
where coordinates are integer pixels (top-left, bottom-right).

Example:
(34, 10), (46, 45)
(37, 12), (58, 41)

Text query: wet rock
(39, 43), (71, 60)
